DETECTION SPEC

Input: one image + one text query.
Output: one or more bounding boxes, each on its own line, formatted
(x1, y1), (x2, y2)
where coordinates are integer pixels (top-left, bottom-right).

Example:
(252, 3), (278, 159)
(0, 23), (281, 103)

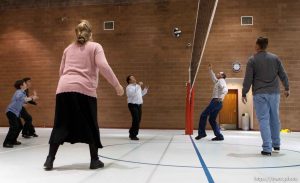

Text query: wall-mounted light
(59, 16), (69, 23)
(173, 27), (181, 38)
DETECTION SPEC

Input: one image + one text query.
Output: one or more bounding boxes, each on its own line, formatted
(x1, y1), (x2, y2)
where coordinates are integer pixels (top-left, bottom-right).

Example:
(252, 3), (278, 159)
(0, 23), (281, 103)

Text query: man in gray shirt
(242, 37), (289, 156)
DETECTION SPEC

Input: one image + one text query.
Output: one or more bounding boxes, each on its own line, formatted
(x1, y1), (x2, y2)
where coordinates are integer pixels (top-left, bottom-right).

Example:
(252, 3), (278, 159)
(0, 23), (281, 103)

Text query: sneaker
(90, 159), (104, 169)
(195, 135), (207, 140)
(211, 136), (224, 141)
(130, 136), (139, 141)
(273, 147), (280, 153)
(32, 133), (39, 137)
(261, 151), (271, 156)
(13, 141), (22, 145)
(44, 156), (55, 171)
(3, 143), (14, 148)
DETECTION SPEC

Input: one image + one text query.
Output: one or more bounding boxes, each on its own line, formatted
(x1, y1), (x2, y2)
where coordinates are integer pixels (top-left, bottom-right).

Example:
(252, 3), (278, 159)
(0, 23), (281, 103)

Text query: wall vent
(241, 16), (253, 26)
(104, 21), (114, 30)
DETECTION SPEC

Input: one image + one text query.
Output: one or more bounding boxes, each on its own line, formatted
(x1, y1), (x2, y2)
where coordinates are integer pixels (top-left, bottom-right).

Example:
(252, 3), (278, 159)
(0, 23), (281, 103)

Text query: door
(219, 89), (238, 129)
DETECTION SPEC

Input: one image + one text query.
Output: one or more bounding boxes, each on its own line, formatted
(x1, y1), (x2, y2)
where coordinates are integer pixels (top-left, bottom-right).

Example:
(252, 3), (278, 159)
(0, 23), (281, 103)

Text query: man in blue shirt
(3, 80), (38, 148)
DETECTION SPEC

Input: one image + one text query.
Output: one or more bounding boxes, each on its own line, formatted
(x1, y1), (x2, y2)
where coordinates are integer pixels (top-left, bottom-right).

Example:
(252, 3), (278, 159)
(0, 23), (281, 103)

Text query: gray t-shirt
(242, 51), (289, 97)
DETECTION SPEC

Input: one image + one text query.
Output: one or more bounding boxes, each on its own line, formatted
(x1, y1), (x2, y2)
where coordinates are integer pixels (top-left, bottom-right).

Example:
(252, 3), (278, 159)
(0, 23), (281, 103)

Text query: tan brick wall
(194, 0), (300, 131)
(0, 1), (198, 129)
(0, 0), (299, 131)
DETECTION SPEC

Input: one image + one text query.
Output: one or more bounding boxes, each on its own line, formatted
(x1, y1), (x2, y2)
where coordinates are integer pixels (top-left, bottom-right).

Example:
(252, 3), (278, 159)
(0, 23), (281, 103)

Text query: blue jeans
(198, 99), (223, 138)
(254, 93), (281, 152)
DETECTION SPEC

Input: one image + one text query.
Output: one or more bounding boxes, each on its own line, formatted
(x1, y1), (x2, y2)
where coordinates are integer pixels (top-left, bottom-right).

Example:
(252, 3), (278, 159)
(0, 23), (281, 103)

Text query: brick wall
(0, 0), (198, 129)
(194, 0), (300, 131)
(0, 0), (299, 131)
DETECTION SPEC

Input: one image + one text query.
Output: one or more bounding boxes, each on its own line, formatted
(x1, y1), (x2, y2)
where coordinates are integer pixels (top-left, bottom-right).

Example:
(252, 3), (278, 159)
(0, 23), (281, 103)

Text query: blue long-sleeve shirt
(6, 89), (27, 117)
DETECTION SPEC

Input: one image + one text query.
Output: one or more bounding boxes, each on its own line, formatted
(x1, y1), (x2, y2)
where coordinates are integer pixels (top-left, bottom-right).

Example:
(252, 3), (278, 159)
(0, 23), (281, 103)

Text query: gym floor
(0, 128), (299, 183)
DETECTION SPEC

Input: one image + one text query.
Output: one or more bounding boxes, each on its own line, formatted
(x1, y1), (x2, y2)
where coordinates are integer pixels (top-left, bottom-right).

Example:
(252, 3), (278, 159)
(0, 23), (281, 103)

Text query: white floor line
(77, 135), (159, 183)
(145, 135), (174, 183)
(1, 128), (300, 183)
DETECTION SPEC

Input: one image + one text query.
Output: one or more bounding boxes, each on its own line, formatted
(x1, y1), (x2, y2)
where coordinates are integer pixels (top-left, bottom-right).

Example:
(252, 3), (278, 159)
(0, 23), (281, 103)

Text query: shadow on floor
(53, 162), (139, 171)
(227, 153), (285, 158)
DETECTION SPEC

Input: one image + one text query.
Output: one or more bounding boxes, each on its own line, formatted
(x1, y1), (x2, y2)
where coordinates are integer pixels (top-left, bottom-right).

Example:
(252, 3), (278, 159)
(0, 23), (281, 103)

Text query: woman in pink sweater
(44, 20), (124, 170)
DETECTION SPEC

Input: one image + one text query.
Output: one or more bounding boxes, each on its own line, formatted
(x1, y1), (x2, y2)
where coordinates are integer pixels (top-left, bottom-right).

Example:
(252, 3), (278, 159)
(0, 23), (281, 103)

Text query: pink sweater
(56, 42), (120, 98)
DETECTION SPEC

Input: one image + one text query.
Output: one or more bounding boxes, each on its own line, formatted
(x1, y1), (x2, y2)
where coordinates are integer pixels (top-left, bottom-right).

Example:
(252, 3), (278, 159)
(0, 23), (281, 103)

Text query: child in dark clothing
(3, 80), (38, 148)
(21, 77), (39, 138)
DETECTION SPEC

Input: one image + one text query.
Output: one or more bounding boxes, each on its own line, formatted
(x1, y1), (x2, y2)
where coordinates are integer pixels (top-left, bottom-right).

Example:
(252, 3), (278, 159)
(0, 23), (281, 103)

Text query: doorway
(219, 89), (238, 129)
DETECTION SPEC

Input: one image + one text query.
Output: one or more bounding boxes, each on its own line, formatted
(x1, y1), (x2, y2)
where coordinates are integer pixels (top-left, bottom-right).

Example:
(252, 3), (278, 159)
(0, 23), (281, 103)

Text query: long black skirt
(49, 92), (102, 148)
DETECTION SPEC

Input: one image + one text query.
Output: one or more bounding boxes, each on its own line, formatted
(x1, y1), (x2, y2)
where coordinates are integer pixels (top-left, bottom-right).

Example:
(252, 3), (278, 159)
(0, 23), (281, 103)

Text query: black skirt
(49, 92), (102, 148)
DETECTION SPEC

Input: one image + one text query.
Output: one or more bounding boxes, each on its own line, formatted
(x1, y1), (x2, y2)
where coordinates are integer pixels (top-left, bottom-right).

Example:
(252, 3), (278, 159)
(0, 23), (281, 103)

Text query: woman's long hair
(75, 20), (93, 44)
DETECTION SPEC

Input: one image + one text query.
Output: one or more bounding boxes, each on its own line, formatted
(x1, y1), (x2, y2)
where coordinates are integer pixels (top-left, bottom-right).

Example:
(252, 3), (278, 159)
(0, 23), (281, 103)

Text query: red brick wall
(194, 0), (300, 131)
(0, 0), (299, 131)
(0, 1), (198, 129)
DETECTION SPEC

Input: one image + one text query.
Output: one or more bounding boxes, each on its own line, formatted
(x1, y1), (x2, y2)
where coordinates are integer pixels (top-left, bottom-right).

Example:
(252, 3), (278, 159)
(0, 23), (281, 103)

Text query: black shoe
(90, 159), (104, 169)
(211, 136), (224, 141)
(32, 133), (39, 137)
(195, 135), (207, 140)
(273, 147), (280, 153)
(44, 156), (55, 170)
(3, 143), (14, 148)
(261, 151), (272, 156)
(130, 136), (139, 140)
(13, 141), (21, 145)
(22, 134), (30, 139)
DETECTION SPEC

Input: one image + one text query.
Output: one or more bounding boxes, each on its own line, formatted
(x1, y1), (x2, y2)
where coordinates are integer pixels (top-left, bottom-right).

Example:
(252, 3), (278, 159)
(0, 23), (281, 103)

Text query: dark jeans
(128, 103), (142, 137)
(3, 111), (23, 145)
(198, 99), (224, 138)
(20, 107), (36, 136)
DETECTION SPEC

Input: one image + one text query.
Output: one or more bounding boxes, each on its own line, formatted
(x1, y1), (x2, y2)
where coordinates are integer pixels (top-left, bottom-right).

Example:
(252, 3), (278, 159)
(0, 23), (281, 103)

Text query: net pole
(185, 0), (201, 135)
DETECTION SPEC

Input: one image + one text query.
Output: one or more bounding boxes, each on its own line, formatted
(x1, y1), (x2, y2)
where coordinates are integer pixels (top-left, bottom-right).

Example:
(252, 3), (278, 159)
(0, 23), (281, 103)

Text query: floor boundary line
(190, 135), (214, 183)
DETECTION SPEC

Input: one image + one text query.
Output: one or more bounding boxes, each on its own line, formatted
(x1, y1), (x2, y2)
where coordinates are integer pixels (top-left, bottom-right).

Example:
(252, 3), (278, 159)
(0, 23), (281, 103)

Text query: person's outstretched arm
(95, 44), (124, 96)
(142, 87), (148, 96)
(15, 91), (38, 103)
(209, 64), (218, 83)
